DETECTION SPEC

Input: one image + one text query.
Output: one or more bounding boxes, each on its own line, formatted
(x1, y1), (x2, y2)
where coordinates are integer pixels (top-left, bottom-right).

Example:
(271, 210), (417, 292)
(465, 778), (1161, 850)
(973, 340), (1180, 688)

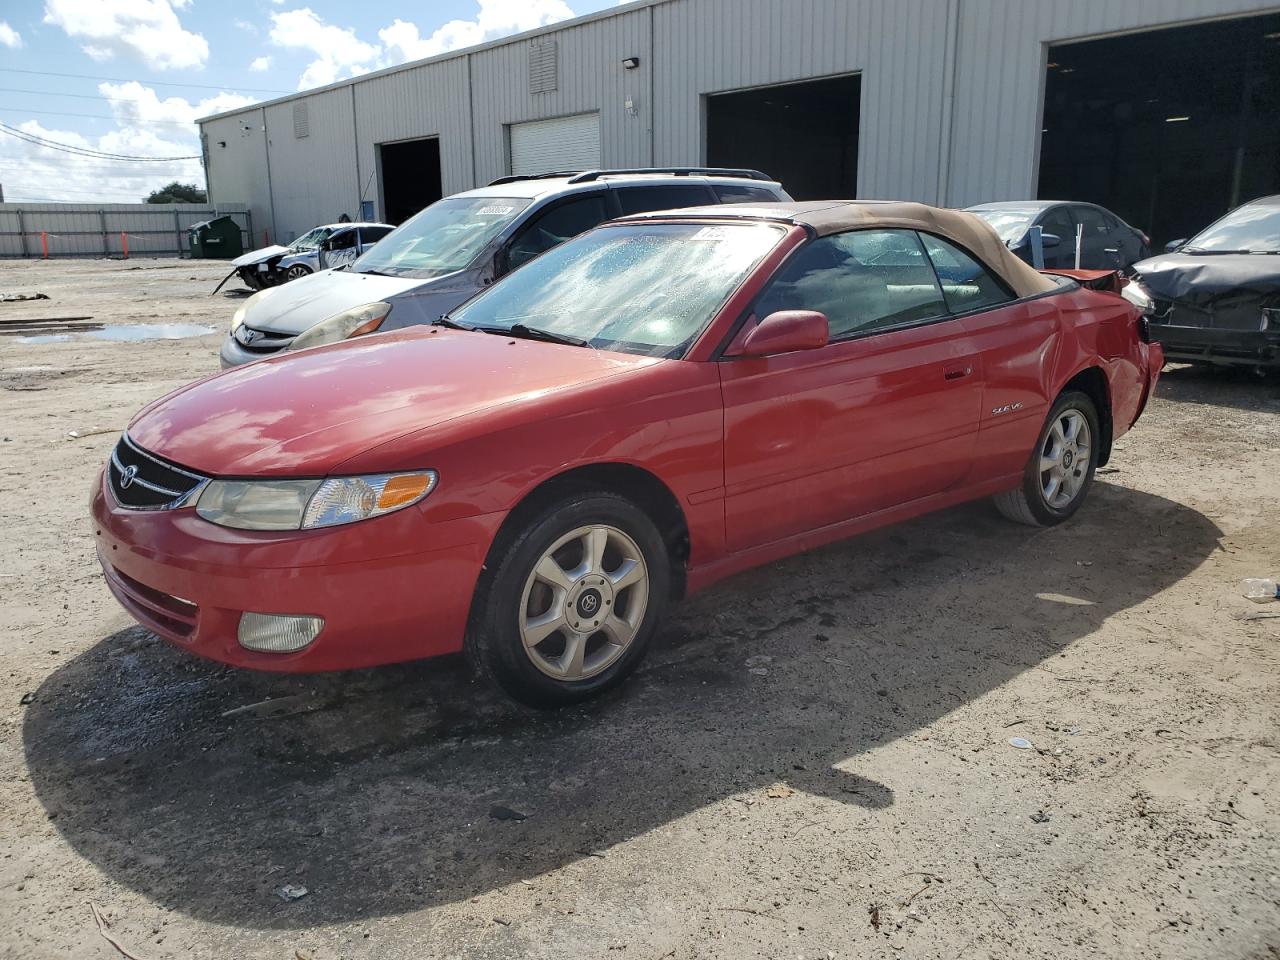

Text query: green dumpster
(187, 216), (244, 259)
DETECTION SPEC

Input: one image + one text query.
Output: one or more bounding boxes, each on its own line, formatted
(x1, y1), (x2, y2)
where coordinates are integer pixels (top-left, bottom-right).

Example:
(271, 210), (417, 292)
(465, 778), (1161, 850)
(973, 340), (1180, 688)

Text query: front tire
(994, 390), (1100, 527)
(284, 264), (312, 281)
(469, 492), (671, 707)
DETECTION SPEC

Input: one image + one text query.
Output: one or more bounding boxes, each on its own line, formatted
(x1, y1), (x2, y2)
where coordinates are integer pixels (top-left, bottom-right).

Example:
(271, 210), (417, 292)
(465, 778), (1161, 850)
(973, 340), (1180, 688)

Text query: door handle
(944, 365), (973, 381)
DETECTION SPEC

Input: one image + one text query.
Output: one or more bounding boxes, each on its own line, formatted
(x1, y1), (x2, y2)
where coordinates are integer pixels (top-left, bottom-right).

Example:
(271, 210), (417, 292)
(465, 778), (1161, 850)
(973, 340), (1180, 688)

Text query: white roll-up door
(509, 113), (601, 177)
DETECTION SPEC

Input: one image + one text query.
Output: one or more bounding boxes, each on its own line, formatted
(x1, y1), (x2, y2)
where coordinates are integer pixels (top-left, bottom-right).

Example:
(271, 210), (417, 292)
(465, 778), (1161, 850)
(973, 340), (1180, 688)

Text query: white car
(226, 222), (394, 291)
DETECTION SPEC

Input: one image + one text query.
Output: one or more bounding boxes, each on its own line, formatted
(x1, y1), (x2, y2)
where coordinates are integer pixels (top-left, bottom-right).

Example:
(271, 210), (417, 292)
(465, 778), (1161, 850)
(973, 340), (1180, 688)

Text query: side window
(507, 194), (609, 270)
(754, 229), (947, 339)
(713, 184), (783, 204)
(616, 185), (714, 215)
(1039, 207), (1074, 244)
(1074, 206), (1110, 236)
(328, 229), (357, 250)
(919, 234), (1013, 313)
(359, 226), (393, 245)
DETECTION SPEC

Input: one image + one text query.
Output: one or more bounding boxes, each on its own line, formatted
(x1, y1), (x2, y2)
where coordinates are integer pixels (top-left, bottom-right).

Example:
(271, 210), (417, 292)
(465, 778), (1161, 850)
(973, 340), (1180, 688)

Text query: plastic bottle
(1242, 578), (1279, 603)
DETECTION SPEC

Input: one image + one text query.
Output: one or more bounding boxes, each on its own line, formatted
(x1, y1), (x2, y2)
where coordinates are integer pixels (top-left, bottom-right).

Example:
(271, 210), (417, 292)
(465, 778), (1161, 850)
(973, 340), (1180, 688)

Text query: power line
(0, 121), (200, 161)
(0, 106), (199, 127)
(0, 86), (203, 106)
(0, 67), (285, 95)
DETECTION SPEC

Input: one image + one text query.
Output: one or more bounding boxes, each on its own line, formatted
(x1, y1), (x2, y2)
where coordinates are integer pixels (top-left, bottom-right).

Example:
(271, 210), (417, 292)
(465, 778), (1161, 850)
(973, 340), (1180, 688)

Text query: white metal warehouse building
(199, 0), (1280, 249)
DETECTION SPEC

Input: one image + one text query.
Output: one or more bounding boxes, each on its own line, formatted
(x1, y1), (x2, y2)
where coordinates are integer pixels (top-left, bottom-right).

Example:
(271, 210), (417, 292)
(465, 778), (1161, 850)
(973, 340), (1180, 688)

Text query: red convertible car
(92, 201), (1163, 705)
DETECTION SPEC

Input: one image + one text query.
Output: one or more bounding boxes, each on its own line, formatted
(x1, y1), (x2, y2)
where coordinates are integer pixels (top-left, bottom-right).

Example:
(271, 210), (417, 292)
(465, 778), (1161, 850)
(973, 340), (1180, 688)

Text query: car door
(1073, 205), (1122, 269)
(719, 229), (983, 552)
(921, 232), (1064, 482)
(502, 192), (612, 273)
(1036, 206), (1077, 269)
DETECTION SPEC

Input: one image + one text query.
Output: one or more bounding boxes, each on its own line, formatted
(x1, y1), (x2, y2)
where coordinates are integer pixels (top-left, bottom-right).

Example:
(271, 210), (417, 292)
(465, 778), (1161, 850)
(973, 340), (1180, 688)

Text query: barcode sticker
(691, 226), (730, 241)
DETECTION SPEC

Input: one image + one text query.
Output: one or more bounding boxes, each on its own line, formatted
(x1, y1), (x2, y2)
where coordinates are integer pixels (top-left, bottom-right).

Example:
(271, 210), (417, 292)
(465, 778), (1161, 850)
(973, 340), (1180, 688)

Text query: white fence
(0, 203), (253, 259)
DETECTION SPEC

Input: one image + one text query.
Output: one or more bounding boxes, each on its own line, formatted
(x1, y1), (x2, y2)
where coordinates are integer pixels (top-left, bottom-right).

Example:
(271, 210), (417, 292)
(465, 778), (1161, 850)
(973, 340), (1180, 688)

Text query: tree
(144, 182), (207, 204)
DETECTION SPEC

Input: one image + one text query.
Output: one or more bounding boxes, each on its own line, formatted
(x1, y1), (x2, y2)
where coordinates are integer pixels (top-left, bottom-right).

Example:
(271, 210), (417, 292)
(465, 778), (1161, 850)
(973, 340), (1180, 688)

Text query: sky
(0, 0), (617, 204)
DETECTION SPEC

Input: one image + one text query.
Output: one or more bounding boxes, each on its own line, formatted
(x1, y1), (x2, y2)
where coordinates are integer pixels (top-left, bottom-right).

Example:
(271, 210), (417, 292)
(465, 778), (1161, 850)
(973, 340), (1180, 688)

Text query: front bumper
(1148, 322), (1280, 368)
(91, 469), (503, 672)
(219, 331), (292, 368)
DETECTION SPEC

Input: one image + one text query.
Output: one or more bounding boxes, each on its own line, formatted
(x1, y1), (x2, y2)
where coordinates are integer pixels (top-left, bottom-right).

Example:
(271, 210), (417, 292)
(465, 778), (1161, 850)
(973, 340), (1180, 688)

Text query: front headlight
(1120, 280), (1155, 317)
(195, 471), (437, 530)
(289, 302), (391, 352)
(231, 286), (277, 333)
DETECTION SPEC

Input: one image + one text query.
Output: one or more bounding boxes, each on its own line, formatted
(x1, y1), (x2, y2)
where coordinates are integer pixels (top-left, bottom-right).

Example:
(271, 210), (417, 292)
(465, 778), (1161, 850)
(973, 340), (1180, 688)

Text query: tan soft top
(624, 199), (1059, 300)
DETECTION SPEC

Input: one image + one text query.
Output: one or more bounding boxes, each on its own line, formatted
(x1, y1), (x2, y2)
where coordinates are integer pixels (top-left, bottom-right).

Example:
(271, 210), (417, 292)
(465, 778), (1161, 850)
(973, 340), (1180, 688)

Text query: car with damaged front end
(1127, 195), (1280, 370)
(94, 200), (1162, 707)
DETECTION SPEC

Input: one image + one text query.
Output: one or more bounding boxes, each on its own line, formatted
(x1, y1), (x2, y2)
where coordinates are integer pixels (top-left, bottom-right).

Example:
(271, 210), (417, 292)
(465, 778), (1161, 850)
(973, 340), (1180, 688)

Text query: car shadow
(1155, 362), (1280, 411)
(22, 483), (1219, 929)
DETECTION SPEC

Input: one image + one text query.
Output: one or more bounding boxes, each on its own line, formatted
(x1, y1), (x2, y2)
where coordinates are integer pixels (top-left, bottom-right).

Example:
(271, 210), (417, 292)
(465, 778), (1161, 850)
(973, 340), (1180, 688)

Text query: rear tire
(994, 390), (1100, 527)
(468, 492), (671, 708)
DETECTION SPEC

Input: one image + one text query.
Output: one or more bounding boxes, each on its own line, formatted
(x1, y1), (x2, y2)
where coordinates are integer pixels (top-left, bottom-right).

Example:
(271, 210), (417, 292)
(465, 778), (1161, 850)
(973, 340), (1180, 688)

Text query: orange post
(121, 231), (129, 259)
(40, 232), (48, 259)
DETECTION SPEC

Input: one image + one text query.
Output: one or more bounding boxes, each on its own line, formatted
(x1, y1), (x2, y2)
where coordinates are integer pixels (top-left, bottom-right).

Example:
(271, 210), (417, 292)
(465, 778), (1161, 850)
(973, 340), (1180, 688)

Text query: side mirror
(1165, 238), (1187, 253)
(736, 310), (829, 357)
(1040, 232), (1062, 249)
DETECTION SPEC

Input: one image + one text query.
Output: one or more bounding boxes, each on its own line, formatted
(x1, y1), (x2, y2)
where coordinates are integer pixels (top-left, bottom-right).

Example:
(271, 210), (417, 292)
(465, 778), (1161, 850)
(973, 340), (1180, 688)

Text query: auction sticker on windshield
(478, 205), (517, 216)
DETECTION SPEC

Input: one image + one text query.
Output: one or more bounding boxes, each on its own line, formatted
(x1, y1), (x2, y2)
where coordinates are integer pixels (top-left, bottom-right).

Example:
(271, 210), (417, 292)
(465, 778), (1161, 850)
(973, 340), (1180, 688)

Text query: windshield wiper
(432, 315), (472, 330)
(508, 323), (593, 348)
(357, 267), (396, 277)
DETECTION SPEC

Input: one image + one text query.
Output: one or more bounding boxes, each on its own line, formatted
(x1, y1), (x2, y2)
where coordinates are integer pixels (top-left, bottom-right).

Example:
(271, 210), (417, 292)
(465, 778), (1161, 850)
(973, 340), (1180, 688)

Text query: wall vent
(529, 39), (558, 94)
(293, 102), (309, 139)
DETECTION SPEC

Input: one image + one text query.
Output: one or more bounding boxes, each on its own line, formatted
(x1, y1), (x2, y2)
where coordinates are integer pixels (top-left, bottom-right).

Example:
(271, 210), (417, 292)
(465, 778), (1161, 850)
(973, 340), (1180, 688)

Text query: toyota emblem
(119, 464), (139, 489)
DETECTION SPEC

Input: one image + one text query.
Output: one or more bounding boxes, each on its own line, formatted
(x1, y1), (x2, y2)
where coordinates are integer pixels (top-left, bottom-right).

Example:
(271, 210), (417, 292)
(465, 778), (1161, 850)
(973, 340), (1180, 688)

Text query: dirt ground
(0, 258), (1277, 960)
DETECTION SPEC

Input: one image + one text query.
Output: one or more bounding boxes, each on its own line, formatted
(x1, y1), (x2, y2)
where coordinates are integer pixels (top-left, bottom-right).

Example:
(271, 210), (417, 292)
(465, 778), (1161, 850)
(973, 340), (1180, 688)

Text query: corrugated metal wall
(200, 0), (1279, 242)
(0, 203), (250, 259)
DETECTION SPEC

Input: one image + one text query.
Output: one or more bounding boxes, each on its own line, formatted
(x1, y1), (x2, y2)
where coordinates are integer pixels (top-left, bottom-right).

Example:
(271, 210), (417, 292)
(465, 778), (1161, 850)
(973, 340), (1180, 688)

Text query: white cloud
(0, 84), (258, 205)
(268, 7), (379, 90)
(42, 0), (209, 70)
(0, 21), (22, 48)
(249, 55), (272, 72)
(379, 0), (575, 64)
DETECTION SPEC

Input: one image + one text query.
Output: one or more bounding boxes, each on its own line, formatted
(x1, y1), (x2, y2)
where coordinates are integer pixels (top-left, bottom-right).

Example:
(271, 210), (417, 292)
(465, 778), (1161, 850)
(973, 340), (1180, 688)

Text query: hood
(232, 244), (289, 268)
(1132, 252), (1280, 306)
(128, 327), (660, 476)
(239, 268), (427, 335)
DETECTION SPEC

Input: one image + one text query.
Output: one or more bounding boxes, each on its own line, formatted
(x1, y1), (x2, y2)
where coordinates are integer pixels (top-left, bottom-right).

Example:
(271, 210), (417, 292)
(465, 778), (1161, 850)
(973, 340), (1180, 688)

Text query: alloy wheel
(518, 524), (650, 681)
(1039, 409), (1091, 509)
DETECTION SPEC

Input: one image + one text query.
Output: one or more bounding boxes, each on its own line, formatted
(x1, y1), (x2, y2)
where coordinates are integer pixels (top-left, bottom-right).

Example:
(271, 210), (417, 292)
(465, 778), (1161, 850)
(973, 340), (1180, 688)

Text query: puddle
(14, 323), (214, 345)
(89, 323), (216, 342)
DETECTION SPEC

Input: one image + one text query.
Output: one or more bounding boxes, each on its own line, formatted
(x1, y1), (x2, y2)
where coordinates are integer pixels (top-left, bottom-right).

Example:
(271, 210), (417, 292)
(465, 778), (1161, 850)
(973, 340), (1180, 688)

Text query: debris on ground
(1008, 737), (1034, 750)
(0, 292), (50, 302)
(19, 692), (34, 705)
(220, 694), (322, 720)
(88, 901), (151, 960)
(1031, 810), (1051, 824)
(275, 884), (309, 902)
(765, 784), (795, 799)
(1241, 577), (1278, 603)
(489, 805), (528, 821)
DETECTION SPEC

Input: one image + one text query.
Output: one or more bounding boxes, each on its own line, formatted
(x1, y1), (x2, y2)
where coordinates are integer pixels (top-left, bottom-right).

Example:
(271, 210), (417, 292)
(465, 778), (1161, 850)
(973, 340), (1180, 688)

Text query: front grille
(234, 324), (293, 354)
(1151, 299), (1270, 333)
(108, 433), (207, 510)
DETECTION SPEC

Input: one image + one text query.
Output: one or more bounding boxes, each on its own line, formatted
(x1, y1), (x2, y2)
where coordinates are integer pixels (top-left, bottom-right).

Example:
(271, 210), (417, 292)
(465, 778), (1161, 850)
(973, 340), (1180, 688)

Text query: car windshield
(287, 227), (329, 252)
(353, 196), (532, 279)
(1184, 203), (1280, 253)
(968, 208), (1041, 244)
(450, 221), (786, 358)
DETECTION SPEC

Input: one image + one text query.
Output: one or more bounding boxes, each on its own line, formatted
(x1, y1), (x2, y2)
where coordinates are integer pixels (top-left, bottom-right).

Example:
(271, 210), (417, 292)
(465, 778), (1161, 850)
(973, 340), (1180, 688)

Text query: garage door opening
(706, 74), (860, 200)
(378, 137), (443, 225)
(1039, 13), (1280, 248)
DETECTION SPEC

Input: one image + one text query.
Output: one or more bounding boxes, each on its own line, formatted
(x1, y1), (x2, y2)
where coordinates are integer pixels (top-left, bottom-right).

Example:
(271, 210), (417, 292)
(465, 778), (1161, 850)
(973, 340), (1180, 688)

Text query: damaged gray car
(1128, 195), (1280, 370)
(221, 222), (393, 291)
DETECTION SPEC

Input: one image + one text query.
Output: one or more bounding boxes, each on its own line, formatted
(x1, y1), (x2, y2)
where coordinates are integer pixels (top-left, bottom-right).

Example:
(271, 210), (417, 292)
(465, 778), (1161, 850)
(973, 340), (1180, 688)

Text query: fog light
(238, 612), (323, 653)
